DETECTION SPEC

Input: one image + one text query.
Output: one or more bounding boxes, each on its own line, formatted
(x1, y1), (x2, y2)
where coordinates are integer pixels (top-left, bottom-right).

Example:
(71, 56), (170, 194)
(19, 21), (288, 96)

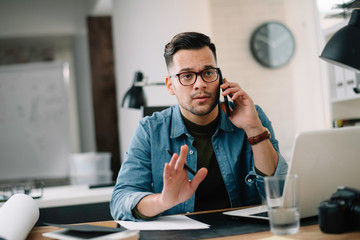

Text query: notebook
(223, 126), (360, 221)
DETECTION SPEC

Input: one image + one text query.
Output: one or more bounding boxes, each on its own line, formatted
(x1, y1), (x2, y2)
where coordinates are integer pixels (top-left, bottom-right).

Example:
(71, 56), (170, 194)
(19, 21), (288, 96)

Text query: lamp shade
(121, 71), (146, 108)
(320, 9), (360, 73)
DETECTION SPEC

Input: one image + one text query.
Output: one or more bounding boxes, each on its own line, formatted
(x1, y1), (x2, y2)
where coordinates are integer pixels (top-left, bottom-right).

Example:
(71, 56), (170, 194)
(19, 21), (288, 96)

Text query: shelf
(331, 98), (360, 121)
(0, 184), (113, 209)
(331, 95), (360, 103)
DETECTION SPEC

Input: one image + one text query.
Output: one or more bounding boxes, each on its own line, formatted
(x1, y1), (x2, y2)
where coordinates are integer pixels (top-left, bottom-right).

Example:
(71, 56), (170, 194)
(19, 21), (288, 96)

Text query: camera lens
(318, 200), (347, 234)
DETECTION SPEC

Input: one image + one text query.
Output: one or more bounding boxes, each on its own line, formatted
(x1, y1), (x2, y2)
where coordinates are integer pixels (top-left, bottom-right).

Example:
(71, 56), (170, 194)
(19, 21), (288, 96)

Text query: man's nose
(193, 74), (207, 89)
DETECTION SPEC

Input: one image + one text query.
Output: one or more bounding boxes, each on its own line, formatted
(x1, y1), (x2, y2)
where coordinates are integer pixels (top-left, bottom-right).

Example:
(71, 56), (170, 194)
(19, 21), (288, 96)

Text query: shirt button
(256, 176), (260, 179)
(189, 150), (194, 154)
(247, 178), (252, 183)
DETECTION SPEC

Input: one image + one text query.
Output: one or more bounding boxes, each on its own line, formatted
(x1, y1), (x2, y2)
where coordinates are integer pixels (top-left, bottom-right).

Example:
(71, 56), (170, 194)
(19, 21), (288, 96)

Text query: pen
(166, 149), (197, 176)
(89, 182), (115, 189)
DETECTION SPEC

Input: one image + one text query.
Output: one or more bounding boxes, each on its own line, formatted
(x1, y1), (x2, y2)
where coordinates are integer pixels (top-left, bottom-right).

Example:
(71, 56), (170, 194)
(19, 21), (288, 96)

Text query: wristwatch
(248, 128), (271, 145)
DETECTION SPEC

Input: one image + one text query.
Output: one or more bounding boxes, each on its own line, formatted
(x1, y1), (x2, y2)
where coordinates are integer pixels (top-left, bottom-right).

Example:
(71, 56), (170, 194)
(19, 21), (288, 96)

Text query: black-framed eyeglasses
(169, 67), (220, 86)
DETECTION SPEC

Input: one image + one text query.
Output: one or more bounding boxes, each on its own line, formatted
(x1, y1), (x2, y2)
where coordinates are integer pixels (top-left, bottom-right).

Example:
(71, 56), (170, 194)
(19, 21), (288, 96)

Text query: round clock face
(250, 22), (295, 69)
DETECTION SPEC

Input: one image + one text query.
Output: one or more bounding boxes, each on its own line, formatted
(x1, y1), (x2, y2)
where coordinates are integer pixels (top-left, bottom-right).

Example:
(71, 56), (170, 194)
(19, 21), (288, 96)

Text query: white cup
(264, 174), (300, 235)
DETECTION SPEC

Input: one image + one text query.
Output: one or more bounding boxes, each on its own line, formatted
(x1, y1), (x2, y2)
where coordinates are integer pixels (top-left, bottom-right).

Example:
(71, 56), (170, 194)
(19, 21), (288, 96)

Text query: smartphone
(218, 69), (231, 117)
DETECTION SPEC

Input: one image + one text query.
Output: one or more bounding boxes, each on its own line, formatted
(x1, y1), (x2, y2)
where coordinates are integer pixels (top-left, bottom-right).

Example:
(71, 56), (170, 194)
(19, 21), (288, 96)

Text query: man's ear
(166, 76), (175, 95)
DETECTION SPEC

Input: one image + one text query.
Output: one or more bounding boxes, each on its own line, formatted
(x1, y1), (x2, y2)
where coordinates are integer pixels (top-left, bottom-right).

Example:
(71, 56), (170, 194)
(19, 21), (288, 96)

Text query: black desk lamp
(319, 9), (360, 73)
(121, 71), (146, 109)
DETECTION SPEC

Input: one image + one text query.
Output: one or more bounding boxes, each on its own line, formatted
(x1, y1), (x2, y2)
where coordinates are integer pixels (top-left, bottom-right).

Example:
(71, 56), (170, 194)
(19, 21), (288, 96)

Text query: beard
(177, 88), (220, 116)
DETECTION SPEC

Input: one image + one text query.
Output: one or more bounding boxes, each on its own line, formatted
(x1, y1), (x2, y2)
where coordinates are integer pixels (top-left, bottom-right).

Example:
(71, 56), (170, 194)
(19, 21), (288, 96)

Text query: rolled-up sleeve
(110, 188), (152, 221)
(244, 105), (288, 199)
(245, 152), (288, 198)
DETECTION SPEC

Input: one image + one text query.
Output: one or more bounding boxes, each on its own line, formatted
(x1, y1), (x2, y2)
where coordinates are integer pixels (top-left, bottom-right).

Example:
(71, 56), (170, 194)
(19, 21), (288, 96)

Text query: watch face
(250, 22), (295, 69)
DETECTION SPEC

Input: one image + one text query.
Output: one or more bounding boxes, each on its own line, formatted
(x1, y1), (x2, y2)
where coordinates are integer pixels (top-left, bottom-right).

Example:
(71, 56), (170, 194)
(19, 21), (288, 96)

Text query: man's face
(166, 47), (220, 124)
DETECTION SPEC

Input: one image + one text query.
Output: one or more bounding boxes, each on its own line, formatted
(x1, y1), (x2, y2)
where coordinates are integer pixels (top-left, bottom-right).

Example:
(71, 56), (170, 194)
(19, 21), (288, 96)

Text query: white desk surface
(1, 185), (113, 209)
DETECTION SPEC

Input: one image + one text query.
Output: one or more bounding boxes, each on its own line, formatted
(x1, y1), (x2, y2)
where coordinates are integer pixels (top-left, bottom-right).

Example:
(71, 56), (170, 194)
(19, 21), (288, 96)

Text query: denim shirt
(110, 104), (288, 221)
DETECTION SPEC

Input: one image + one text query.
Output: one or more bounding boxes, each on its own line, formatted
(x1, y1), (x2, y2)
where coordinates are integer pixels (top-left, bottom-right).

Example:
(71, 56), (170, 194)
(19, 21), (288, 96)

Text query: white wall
(0, 0), (81, 37)
(284, 0), (329, 132)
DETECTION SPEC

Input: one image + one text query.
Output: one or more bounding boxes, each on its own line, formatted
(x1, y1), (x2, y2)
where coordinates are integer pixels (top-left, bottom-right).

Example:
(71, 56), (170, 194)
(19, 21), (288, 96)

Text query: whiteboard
(0, 62), (70, 180)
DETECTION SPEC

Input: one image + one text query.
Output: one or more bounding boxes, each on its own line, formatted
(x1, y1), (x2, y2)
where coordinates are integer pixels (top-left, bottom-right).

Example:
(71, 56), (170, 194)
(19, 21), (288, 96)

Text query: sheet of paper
(116, 215), (210, 230)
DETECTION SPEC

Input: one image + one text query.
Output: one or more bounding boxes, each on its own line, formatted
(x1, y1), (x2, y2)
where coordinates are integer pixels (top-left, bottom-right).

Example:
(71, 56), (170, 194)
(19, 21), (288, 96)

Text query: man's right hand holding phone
(220, 78), (278, 176)
(220, 78), (263, 136)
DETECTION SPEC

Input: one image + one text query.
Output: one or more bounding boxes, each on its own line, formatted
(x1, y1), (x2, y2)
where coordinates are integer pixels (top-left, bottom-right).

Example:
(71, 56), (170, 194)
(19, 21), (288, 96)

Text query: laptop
(223, 126), (360, 221)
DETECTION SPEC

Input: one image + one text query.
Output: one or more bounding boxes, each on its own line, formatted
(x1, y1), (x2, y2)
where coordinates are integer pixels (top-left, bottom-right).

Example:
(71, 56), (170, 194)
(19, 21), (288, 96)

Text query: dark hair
(164, 32), (217, 68)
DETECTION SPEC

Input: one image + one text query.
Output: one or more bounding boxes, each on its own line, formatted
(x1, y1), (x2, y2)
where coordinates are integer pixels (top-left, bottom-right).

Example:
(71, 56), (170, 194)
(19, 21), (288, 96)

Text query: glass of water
(264, 174), (300, 235)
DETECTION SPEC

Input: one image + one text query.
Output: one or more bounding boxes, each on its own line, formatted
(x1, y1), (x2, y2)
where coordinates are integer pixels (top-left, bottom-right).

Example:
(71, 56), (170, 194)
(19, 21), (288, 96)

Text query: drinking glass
(264, 174), (300, 235)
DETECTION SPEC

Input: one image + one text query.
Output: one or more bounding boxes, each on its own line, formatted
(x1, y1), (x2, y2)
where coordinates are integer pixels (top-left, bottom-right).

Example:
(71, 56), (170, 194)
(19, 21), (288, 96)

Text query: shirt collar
(170, 102), (234, 139)
(170, 105), (188, 139)
(217, 103), (234, 132)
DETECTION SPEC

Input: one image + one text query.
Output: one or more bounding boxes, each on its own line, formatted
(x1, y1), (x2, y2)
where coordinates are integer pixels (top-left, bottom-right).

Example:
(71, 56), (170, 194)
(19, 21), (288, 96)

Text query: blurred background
(0, 0), (359, 187)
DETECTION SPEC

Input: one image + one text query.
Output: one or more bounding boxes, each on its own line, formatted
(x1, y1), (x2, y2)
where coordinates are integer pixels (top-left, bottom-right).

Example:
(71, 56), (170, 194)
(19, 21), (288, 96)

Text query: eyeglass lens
(179, 68), (219, 86)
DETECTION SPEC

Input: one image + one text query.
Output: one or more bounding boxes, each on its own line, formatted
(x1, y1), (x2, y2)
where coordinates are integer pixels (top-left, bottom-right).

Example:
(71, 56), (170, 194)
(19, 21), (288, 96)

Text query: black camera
(318, 186), (360, 234)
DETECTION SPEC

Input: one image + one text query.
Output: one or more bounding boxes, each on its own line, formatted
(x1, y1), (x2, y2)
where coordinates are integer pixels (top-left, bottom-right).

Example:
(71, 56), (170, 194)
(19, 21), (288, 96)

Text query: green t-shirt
(182, 115), (231, 211)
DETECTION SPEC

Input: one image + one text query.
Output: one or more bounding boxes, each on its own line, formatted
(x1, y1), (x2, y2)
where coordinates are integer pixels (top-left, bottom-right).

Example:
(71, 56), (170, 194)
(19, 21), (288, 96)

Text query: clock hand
(255, 35), (275, 47)
(273, 34), (290, 48)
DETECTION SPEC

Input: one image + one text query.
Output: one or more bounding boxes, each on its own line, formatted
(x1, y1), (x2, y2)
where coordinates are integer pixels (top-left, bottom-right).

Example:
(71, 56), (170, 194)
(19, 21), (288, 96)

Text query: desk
(37, 185), (113, 226)
(27, 223), (360, 240)
(0, 185), (114, 226)
(27, 209), (360, 240)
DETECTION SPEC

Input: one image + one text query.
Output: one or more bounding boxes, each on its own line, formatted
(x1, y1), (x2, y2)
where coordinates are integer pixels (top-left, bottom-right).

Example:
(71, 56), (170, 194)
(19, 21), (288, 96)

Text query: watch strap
(248, 128), (271, 145)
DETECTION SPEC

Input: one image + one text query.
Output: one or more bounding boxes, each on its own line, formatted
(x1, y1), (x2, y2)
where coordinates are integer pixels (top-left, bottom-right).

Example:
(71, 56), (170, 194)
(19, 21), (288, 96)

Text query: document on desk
(116, 215), (210, 230)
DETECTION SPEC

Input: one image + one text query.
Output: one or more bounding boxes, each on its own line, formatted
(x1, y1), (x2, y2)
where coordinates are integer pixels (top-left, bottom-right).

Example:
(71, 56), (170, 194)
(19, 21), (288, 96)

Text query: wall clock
(250, 22), (295, 69)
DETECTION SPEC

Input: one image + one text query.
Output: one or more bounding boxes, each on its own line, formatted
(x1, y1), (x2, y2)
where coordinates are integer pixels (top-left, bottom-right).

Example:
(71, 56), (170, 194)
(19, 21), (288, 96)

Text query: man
(110, 32), (287, 221)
